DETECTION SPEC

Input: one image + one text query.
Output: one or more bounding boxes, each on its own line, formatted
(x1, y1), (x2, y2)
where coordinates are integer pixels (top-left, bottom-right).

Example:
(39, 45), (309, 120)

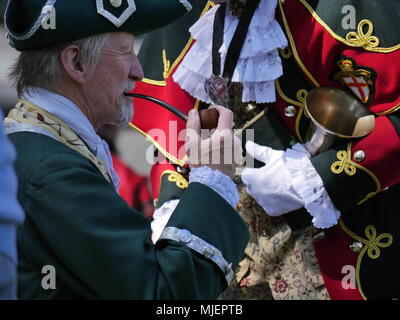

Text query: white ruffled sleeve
(284, 144), (341, 229)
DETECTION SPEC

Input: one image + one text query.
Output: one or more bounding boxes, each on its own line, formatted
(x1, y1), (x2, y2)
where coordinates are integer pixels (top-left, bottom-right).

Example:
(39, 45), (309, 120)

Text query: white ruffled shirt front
(172, 1), (341, 230)
(173, 0), (288, 103)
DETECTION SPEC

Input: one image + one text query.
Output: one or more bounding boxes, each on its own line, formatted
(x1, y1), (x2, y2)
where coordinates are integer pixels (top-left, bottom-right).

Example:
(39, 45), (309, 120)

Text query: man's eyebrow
(118, 44), (133, 50)
(116, 41), (135, 50)
(104, 39), (132, 51)
(113, 46), (134, 54)
(102, 46), (132, 55)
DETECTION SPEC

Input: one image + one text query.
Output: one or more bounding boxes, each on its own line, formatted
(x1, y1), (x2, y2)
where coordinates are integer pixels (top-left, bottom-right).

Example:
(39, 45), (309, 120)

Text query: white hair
(9, 33), (109, 96)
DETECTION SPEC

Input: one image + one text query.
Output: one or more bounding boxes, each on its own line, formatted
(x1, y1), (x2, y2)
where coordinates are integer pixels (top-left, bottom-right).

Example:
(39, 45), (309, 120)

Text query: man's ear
(60, 45), (85, 84)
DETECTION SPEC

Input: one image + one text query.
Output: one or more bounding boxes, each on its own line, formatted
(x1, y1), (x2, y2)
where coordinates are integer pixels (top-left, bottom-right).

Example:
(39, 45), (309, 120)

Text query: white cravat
(22, 87), (120, 191)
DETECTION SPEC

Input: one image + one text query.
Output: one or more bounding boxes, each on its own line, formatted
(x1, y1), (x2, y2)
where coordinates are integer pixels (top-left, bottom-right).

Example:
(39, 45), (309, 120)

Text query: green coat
(10, 132), (249, 299)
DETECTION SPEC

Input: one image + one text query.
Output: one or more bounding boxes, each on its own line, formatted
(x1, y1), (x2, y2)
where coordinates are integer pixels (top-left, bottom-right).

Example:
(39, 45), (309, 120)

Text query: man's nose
(129, 55), (144, 82)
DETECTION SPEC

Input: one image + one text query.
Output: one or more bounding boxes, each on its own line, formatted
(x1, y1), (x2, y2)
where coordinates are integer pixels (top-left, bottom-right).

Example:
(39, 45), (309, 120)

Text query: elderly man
(3, 0), (248, 299)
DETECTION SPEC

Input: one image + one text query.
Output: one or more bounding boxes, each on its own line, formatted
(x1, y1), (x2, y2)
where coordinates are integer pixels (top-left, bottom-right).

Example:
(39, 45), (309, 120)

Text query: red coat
(131, 0), (400, 299)
(275, 0), (399, 300)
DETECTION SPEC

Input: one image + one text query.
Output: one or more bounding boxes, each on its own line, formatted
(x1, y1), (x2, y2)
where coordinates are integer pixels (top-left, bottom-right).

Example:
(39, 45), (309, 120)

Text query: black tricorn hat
(4, 0), (194, 51)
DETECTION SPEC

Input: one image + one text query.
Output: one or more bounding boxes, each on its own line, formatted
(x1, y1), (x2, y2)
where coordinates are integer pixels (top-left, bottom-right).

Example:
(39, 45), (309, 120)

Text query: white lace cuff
(284, 144), (341, 229)
(189, 166), (239, 208)
(151, 199), (180, 244)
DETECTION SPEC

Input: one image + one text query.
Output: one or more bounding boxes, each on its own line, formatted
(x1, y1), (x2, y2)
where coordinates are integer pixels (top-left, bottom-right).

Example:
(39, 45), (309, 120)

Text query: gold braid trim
(339, 219), (393, 300)
(237, 109), (266, 132)
(331, 143), (381, 205)
(375, 103), (400, 116)
(128, 122), (187, 167)
(127, 99), (200, 166)
(153, 170), (189, 207)
(298, 0), (400, 53)
(279, 46), (292, 59)
(278, 0), (320, 88)
(142, 78), (167, 87)
(162, 50), (171, 80)
(161, 170), (188, 189)
(345, 20), (380, 49)
(331, 149), (357, 177)
(275, 79), (310, 143)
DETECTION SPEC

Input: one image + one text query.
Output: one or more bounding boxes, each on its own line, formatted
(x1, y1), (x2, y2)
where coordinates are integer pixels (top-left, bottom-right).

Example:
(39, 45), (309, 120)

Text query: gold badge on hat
(110, 0), (122, 8)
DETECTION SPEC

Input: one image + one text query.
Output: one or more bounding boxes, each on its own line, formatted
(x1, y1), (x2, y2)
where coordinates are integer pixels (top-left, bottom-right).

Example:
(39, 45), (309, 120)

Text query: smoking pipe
(124, 93), (219, 129)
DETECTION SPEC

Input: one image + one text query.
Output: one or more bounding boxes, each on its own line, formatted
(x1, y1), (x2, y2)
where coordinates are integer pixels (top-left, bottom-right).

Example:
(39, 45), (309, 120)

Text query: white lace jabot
(173, 0), (288, 104)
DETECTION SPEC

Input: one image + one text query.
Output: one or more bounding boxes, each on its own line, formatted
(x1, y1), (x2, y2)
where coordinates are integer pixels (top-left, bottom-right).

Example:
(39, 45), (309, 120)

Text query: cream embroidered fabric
(218, 185), (330, 300)
(5, 100), (112, 184)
